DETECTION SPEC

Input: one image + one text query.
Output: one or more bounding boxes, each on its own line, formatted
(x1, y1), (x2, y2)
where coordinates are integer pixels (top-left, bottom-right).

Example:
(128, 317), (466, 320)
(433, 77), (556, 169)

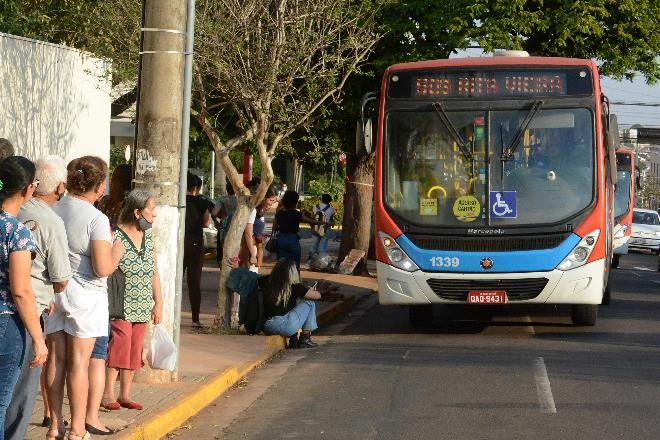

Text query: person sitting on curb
(261, 259), (322, 348)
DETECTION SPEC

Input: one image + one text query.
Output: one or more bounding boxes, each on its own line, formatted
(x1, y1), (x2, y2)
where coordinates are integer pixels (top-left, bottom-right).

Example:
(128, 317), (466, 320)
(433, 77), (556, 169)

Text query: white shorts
(45, 278), (109, 338)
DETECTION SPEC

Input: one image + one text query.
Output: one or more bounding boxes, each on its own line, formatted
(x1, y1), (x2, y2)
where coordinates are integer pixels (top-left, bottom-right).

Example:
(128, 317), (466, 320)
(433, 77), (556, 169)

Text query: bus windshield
(384, 107), (594, 227)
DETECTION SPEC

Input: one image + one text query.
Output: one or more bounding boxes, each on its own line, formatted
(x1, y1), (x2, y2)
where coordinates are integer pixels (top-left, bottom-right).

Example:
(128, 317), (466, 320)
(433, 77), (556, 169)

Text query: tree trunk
(339, 145), (374, 276)
(214, 197), (251, 329)
(214, 153), (227, 196)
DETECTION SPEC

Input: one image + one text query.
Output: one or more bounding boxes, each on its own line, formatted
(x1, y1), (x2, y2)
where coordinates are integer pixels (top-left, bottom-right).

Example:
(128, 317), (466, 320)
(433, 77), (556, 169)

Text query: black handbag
(265, 232), (278, 253)
(107, 267), (126, 320)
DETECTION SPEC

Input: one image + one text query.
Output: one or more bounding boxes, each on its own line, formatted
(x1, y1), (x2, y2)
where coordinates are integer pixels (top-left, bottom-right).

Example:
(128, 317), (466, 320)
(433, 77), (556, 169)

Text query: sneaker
(192, 320), (202, 328)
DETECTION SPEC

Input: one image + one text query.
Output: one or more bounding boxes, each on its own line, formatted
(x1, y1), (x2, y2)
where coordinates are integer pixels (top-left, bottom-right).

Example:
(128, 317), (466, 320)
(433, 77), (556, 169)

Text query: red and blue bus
(611, 149), (637, 268)
(366, 53), (619, 326)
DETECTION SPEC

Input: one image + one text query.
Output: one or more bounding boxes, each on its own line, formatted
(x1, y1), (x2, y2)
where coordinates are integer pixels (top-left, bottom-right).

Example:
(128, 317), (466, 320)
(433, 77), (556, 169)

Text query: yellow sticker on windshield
(453, 195), (480, 222)
(419, 198), (437, 216)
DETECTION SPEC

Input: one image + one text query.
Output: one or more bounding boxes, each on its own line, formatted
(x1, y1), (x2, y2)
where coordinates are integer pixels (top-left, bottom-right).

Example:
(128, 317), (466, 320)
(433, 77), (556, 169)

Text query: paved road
(171, 251), (660, 440)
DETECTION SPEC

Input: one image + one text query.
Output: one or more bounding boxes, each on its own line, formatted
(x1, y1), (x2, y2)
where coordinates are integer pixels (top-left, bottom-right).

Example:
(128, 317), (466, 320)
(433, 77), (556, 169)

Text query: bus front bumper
(376, 259), (605, 305)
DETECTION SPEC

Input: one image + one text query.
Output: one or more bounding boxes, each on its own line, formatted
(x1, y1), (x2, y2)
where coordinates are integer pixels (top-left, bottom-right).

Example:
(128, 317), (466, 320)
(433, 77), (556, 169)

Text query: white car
(630, 208), (660, 253)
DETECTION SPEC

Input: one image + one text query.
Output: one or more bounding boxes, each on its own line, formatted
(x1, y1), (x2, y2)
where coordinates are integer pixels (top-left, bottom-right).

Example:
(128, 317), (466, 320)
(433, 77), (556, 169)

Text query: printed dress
(115, 228), (155, 322)
(0, 211), (36, 314)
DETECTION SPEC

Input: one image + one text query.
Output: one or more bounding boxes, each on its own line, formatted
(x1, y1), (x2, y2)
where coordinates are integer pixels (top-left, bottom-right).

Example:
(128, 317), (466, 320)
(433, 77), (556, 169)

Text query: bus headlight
(379, 232), (419, 272)
(557, 230), (600, 271)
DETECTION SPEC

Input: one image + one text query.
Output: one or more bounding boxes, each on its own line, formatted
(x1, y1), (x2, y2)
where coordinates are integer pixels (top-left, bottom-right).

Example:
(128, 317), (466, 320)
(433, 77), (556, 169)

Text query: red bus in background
(612, 149), (638, 268)
(361, 53), (620, 327)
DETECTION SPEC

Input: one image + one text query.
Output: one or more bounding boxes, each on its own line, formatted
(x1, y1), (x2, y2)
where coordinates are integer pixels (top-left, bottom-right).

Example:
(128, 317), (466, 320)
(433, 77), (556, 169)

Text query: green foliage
(305, 176), (345, 203)
(0, 0), (140, 85)
(109, 143), (128, 175)
(471, 0), (660, 82)
(298, 197), (344, 225)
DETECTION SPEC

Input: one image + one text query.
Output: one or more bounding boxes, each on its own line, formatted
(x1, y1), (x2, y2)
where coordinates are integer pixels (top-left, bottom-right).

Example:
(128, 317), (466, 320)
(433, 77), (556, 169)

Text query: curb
(115, 295), (357, 440)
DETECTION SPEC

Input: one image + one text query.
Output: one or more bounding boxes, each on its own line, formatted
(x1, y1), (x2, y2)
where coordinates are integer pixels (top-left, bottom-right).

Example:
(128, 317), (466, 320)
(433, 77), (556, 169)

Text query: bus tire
(611, 254), (620, 268)
(571, 304), (598, 326)
(409, 305), (433, 327)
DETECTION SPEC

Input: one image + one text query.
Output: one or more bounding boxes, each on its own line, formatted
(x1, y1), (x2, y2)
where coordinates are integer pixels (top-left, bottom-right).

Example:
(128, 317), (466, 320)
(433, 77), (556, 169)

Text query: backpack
(238, 284), (266, 335)
(311, 204), (330, 237)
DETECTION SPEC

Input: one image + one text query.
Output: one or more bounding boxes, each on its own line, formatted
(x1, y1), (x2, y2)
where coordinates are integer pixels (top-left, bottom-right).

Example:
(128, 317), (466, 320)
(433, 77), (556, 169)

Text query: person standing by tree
(6, 156), (70, 440)
(310, 193), (335, 258)
(273, 190), (323, 270)
(240, 185), (278, 270)
(183, 173), (213, 327)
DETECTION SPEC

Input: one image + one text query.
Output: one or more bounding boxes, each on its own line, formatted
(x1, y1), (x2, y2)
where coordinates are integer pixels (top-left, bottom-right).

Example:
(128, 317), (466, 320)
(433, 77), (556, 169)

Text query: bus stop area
(23, 254), (378, 440)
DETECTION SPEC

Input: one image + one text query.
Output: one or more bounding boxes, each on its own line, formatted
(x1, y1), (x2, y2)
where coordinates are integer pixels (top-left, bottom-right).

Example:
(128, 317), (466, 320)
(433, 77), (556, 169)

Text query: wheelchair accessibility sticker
(489, 191), (516, 218)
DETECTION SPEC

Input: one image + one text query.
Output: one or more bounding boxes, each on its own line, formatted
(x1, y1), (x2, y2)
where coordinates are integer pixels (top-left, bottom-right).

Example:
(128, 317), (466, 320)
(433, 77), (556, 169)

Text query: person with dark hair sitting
(262, 259), (321, 348)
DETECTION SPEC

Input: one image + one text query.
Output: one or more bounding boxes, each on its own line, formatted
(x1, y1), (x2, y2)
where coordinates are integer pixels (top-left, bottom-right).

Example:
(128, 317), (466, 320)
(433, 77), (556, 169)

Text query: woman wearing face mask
(101, 190), (162, 412)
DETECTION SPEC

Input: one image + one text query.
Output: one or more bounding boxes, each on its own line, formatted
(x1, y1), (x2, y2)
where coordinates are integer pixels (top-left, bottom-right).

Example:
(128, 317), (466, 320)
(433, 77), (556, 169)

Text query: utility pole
(133, 0), (190, 383)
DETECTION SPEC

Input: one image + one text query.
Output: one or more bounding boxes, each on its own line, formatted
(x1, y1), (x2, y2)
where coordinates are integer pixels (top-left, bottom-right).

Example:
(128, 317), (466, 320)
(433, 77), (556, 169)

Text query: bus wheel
(571, 304), (598, 326)
(409, 305), (433, 327)
(611, 254), (620, 268)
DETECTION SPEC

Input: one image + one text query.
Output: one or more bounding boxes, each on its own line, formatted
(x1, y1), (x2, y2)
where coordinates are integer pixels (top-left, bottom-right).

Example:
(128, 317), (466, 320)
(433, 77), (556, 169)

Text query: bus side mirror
(363, 119), (373, 154)
(636, 169), (643, 190)
(357, 91), (378, 155)
(355, 118), (373, 155)
(605, 114), (620, 186)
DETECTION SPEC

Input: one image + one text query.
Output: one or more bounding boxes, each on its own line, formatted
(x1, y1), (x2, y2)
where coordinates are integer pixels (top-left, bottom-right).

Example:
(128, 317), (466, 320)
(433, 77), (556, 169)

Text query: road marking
(402, 350), (410, 360)
(633, 267), (654, 272)
(533, 357), (557, 414)
(524, 315), (535, 335)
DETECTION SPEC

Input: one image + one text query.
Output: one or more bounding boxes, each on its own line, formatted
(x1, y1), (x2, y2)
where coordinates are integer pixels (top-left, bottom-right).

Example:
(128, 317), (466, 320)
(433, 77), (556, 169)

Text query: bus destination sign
(414, 73), (566, 98)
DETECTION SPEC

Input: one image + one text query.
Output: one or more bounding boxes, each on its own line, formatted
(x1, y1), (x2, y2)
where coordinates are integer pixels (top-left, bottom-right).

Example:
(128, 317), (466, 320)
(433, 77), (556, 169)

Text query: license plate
(468, 291), (507, 304)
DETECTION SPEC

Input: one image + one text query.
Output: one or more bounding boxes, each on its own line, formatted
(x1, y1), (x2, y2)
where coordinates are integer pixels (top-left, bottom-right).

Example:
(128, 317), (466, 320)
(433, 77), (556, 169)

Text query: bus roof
(386, 56), (598, 73)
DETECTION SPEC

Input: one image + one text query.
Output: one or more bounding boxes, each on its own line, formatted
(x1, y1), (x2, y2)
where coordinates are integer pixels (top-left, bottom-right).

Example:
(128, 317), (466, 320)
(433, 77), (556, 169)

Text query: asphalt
(205, 250), (660, 440)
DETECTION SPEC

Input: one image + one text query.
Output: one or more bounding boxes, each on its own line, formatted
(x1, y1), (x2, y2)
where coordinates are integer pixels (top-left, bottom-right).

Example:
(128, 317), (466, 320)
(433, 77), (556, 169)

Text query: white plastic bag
(147, 325), (177, 371)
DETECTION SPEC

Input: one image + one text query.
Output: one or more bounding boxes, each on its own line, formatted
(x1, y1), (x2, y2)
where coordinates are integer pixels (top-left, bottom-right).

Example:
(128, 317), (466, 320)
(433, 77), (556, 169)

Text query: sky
(600, 77), (660, 128)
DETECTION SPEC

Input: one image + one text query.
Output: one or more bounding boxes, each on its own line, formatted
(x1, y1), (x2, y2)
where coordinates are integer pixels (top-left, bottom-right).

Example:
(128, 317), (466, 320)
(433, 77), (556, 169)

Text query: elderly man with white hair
(5, 155), (72, 440)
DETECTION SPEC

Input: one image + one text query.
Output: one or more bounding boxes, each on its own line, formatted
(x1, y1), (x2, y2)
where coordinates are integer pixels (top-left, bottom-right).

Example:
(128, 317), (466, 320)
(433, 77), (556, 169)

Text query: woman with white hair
(6, 155), (71, 440)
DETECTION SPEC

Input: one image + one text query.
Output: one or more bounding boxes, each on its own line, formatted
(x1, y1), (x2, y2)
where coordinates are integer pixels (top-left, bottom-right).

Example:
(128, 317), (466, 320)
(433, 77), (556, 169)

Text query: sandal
(100, 400), (120, 410)
(67, 431), (90, 440)
(117, 398), (143, 410)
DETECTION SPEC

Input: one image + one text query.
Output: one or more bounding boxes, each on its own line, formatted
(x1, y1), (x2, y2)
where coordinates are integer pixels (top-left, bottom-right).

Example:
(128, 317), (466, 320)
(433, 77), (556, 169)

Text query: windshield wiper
(432, 102), (473, 162)
(501, 100), (543, 161)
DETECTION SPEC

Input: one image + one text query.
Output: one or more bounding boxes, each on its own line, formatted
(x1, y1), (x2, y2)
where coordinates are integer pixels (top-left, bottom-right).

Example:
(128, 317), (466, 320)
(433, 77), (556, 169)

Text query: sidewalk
(25, 252), (377, 440)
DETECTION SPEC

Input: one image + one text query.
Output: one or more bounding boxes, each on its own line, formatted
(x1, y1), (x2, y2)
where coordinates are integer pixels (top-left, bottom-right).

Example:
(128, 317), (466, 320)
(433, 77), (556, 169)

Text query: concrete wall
(0, 32), (111, 163)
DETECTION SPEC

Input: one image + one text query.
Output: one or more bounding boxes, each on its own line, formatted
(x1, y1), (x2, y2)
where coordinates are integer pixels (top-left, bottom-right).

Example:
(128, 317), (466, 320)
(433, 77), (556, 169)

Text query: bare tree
(192, 0), (379, 329)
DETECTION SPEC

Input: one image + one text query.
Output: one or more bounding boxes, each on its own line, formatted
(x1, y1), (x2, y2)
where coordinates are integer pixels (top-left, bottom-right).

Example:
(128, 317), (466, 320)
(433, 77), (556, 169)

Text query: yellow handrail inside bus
(427, 185), (447, 198)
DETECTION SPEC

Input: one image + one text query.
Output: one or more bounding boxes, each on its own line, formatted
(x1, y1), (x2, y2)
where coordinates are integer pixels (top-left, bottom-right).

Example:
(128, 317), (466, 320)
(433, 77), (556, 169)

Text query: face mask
(138, 217), (153, 231)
